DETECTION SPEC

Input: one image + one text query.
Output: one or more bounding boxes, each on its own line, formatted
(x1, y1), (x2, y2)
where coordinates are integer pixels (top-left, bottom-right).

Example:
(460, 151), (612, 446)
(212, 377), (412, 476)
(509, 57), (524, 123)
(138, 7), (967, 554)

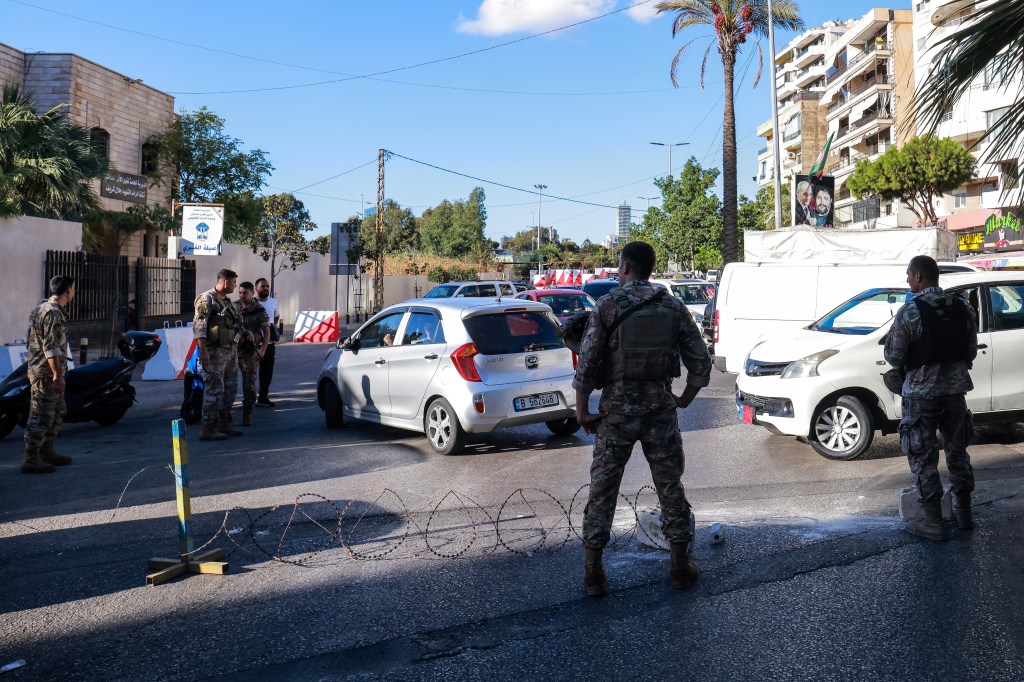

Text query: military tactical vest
(605, 289), (680, 384)
(203, 292), (242, 348)
(906, 295), (973, 370)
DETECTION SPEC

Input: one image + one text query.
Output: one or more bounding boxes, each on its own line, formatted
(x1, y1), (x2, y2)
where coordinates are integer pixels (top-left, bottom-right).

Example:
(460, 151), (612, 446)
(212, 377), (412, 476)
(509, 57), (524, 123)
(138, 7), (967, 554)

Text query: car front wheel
(424, 397), (466, 455)
(810, 395), (874, 461)
(323, 383), (344, 429)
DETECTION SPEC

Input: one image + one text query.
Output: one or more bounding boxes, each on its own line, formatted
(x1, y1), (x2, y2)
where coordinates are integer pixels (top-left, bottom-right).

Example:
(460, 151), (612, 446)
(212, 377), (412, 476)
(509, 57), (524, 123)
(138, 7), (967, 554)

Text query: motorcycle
(0, 331), (161, 440)
(180, 344), (204, 425)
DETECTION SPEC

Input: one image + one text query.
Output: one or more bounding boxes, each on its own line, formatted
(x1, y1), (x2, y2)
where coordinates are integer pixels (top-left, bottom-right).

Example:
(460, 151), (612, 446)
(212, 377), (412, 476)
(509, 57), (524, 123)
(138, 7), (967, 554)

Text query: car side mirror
(339, 336), (357, 351)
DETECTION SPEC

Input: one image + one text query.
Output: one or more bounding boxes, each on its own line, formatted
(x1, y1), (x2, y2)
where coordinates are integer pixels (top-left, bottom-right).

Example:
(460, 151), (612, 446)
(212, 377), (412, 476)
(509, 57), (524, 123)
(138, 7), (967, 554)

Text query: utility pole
(768, 0), (784, 230)
(374, 149), (385, 313)
(534, 184), (547, 250)
(650, 141), (689, 177)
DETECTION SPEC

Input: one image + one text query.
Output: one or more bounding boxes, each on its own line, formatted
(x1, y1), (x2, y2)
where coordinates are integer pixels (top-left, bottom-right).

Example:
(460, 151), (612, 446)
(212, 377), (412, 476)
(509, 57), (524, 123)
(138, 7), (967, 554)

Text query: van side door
(986, 282), (1024, 411)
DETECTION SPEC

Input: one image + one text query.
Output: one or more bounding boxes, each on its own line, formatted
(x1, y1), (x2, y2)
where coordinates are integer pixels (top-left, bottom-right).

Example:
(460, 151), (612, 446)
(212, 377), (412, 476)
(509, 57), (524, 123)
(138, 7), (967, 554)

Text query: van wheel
(425, 397), (466, 455)
(810, 395), (874, 461)
(546, 417), (581, 436)
(323, 383), (344, 429)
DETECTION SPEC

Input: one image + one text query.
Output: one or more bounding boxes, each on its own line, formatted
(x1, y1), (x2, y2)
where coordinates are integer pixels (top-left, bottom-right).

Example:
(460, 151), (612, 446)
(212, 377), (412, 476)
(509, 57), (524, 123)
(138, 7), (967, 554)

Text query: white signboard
(181, 205), (225, 257)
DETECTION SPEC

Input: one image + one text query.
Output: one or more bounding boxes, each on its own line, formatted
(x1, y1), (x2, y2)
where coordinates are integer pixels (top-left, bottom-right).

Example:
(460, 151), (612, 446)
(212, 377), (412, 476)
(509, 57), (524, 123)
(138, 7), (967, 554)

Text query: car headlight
(780, 349), (839, 379)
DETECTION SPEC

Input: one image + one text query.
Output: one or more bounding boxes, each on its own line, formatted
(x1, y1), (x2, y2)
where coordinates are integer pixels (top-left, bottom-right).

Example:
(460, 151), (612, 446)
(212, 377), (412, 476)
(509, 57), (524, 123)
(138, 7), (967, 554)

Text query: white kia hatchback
(317, 297), (580, 455)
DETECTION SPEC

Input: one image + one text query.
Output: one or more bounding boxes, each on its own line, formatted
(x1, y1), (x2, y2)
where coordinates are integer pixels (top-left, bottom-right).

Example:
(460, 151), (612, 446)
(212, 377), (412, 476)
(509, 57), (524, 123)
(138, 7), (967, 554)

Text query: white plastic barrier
(293, 310), (339, 343)
(141, 323), (197, 381)
(0, 342), (74, 381)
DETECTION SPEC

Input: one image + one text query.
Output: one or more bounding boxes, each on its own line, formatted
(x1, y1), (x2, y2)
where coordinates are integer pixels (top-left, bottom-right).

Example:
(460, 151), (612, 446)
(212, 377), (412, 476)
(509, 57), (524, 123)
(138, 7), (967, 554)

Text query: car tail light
(451, 343), (482, 382)
(571, 352), (579, 369)
(473, 393), (485, 413)
(713, 309), (720, 344)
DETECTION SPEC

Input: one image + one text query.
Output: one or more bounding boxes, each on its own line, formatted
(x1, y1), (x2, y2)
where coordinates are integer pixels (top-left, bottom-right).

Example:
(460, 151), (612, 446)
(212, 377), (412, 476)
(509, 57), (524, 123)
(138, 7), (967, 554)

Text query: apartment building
(0, 42), (175, 257)
(818, 9), (917, 227)
(755, 21), (849, 187)
(913, 0), (1021, 257)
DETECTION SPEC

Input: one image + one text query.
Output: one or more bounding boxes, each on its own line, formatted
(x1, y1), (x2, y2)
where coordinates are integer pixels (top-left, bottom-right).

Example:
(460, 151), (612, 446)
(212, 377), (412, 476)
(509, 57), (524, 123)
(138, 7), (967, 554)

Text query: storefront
(943, 208), (1024, 269)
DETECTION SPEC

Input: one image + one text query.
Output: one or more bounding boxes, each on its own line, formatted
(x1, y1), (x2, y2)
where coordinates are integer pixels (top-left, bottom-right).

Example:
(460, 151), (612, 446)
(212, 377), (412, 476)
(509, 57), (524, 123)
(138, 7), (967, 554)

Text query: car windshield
(669, 284), (710, 305)
(424, 284), (459, 299)
(463, 311), (565, 355)
(537, 294), (594, 317)
(810, 288), (910, 335)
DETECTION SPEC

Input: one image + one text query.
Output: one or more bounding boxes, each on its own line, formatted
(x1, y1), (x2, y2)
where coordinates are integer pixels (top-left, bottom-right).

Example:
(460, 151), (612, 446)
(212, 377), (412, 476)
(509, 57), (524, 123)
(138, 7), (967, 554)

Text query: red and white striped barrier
(141, 325), (196, 381)
(293, 310), (339, 343)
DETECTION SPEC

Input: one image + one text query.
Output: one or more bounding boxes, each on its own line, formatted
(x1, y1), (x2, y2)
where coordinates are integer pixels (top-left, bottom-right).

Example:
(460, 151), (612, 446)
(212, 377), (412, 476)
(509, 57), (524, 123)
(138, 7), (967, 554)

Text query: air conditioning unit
(787, 152), (797, 160)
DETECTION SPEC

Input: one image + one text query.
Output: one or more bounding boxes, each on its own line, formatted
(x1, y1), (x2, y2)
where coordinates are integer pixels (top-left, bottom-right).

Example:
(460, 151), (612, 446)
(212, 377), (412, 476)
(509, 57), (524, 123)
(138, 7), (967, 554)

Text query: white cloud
(457, 0), (616, 36)
(626, 1), (659, 23)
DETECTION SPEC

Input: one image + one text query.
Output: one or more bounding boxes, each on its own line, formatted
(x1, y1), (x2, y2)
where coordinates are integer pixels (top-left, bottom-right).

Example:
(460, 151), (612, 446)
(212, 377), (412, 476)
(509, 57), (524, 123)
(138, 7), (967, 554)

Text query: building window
(89, 128), (110, 159)
(141, 140), (159, 175)
(1000, 160), (1019, 189)
(953, 191), (968, 209)
(986, 106), (1010, 131)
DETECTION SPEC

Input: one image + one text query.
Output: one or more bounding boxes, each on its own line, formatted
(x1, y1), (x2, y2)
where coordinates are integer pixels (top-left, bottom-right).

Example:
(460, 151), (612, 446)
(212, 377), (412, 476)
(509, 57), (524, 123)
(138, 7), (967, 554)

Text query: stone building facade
(0, 42), (176, 258)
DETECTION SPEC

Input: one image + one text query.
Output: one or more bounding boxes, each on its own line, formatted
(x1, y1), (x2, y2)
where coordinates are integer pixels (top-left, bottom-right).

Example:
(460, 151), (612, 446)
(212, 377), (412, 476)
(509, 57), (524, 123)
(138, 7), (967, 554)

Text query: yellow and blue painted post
(146, 419), (229, 586)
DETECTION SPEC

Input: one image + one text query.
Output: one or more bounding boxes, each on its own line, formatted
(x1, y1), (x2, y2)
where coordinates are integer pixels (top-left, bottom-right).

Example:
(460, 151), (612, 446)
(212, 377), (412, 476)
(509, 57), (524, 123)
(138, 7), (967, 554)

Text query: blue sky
(2, 0), (908, 245)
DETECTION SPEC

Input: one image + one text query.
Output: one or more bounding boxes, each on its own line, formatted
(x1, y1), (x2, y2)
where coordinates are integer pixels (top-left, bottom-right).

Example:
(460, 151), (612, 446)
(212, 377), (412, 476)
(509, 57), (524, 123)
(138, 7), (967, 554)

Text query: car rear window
(538, 294), (593, 317)
(463, 311), (565, 355)
(583, 280), (618, 299)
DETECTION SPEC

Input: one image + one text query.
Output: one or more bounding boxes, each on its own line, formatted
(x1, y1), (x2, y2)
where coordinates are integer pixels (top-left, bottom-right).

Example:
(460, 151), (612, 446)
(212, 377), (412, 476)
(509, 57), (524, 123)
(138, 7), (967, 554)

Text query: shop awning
(961, 251), (1024, 270)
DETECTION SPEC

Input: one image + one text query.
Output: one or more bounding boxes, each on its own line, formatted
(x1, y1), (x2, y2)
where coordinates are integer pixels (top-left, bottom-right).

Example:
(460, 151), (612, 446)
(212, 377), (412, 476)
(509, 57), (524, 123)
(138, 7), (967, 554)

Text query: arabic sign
(181, 204), (224, 256)
(99, 171), (148, 204)
(983, 212), (1023, 251)
(957, 230), (984, 253)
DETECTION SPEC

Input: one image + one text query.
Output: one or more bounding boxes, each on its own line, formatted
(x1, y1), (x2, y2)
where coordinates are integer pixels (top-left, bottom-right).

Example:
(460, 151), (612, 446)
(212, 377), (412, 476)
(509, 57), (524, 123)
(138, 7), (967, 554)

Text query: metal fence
(44, 250), (129, 323)
(136, 257), (195, 318)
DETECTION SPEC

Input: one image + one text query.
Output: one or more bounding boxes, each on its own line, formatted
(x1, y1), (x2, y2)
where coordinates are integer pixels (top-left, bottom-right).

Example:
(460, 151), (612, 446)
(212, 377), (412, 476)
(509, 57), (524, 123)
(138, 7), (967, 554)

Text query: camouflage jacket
(26, 296), (69, 378)
(233, 299), (270, 352)
(884, 286), (977, 398)
(572, 279), (711, 416)
(193, 288), (242, 347)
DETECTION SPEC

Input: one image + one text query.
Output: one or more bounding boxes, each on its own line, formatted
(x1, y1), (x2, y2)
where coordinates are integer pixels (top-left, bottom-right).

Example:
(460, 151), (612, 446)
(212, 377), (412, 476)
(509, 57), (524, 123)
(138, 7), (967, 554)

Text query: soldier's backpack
(906, 294), (974, 370)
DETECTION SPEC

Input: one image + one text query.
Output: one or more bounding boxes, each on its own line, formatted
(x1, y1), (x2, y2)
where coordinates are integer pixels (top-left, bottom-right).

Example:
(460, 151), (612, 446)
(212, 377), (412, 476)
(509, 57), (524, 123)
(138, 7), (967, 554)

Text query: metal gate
(43, 250), (129, 322)
(136, 257), (196, 318)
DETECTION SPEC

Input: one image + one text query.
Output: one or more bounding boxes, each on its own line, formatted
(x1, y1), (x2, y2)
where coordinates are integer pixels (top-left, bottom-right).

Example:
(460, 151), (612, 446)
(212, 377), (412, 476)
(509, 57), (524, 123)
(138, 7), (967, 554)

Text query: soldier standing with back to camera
(885, 255), (978, 541)
(22, 275), (76, 474)
(574, 241), (712, 597)
(193, 269), (243, 441)
(234, 281), (271, 427)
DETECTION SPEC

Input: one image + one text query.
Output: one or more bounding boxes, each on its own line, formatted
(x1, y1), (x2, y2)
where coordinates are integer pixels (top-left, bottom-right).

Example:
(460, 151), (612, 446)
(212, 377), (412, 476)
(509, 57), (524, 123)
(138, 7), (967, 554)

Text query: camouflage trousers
(24, 373), (66, 452)
(238, 352), (260, 409)
(899, 394), (974, 505)
(583, 409), (693, 549)
(202, 345), (238, 425)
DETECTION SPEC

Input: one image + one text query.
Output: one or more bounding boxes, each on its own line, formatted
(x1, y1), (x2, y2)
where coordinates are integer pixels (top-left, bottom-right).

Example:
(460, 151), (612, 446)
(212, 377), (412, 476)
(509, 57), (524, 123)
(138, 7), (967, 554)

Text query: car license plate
(514, 393), (559, 412)
(740, 404), (754, 424)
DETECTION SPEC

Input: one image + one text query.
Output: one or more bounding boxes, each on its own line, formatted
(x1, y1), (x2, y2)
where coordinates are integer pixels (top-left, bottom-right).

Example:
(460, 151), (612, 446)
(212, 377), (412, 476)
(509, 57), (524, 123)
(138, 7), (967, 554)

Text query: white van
(712, 261), (979, 373)
(735, 271), (1024, 460)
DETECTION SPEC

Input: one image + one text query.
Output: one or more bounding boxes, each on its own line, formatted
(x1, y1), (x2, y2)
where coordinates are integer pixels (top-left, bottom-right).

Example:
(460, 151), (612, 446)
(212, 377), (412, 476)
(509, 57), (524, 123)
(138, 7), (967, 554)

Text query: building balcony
(792, 43), (825, 69)
(757, 145), (769, 157)
(931, 0), (975, 26)
(982, 186), (1019, 209)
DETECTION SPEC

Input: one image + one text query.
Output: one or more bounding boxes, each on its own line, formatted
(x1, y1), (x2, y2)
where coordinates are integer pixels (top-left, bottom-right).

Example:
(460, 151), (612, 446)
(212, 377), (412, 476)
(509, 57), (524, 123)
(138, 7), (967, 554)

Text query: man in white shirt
(254, 278), (280, 407)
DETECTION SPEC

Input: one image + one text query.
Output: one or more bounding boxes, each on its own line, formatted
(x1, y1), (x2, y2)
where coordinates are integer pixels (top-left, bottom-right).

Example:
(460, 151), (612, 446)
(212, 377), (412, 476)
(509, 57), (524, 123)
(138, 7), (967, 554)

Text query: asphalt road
(1, 342), (1023, 681)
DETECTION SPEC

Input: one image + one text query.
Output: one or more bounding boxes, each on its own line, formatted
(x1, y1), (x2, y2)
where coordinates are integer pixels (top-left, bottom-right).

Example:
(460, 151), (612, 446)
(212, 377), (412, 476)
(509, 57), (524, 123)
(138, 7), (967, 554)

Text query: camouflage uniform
(574, 280), (712, 550)
(884, 286), (978, 505)
(24, 296), (69, 453)
(193, 288), (241, 426)
(234, 299), (270, 411)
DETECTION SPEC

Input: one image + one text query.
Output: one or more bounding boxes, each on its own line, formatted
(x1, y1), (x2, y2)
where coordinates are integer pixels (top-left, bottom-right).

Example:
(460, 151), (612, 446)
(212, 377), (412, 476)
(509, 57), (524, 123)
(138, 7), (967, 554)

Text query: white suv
(424, 281), (517, 299)
(317, 297), (579, 455)
(735, 272), (1024, 460)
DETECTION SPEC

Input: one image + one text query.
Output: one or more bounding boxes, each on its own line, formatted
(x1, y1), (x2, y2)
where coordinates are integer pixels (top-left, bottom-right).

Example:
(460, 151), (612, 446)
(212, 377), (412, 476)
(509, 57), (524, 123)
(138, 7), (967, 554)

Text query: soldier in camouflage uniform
(193, 269), (243, 441)
(884, 255), (978, 541)
(574, 242), (712, 596)
(233, 281), (271, 427)
(22, 275), (77, 474)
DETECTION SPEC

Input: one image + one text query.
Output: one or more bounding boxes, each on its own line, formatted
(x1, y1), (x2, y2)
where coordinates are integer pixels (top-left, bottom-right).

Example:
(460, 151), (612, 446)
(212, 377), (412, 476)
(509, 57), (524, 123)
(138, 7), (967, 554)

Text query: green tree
(655, 0), (802, 264)
(846, 135), (976, 225)
(249, 193), (328, 293)
(359, 199), (418, 257)
(420, 187), (488, 258)
(738, 181), (791, 232)
(147, 106), (272, 242)
(0, 84), (107, 219)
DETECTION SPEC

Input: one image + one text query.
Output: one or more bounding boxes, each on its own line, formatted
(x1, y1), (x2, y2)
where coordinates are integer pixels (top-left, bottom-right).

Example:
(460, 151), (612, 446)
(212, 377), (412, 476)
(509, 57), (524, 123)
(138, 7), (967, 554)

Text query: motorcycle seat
(65, 358), (131, 391)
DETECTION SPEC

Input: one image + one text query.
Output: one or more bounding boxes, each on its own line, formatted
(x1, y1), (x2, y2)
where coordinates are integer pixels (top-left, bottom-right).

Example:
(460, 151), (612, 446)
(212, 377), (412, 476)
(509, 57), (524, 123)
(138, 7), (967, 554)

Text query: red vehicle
(514, 288), (596, 323)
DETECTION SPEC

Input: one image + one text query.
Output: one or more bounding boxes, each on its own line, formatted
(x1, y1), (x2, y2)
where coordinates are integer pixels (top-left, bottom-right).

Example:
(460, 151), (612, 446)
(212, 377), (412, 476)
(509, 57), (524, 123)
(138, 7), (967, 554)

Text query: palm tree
(656, 1), (802, 264)
(914, 0), (1024, 202)
(0, 83), (106, 220)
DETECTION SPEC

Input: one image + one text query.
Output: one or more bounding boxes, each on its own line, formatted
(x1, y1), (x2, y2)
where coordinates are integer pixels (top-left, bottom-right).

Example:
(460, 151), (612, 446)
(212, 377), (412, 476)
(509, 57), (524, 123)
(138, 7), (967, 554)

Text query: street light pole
(650, 141), (689, 177)
(768, 0), (784, 230)
(638, 195), (658, 211)
(534, 184), (547, 250)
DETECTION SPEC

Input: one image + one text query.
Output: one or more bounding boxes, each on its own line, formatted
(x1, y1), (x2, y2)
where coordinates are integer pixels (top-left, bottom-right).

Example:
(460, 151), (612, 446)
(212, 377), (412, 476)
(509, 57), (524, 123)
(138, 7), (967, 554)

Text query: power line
(289, 158), (378, 193)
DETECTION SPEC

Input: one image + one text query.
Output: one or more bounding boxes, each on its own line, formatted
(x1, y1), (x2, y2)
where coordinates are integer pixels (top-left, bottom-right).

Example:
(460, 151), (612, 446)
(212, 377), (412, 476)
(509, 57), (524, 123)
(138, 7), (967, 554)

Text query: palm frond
(656, 1), (714, 37)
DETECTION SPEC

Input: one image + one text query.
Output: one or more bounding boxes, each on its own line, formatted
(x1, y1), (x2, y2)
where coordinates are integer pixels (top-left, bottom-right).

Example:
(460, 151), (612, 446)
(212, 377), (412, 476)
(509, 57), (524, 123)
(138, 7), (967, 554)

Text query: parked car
(317, 297), (580, 455)
(515, 288), (596, 323)
(581, 278), (619, 301)
(424, 281), (517, 299)
(735, 271), (1024, 461)
(649, 278), (712, 325)
(706, 269), (719, 283)
(512, 281), (533, 293)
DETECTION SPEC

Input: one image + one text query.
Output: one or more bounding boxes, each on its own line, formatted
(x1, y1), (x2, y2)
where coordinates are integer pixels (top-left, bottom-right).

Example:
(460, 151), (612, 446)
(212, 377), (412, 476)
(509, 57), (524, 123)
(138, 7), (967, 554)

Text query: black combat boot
(199, 422), (229, 441)
(954, 493), (974, 530)
(583, 548), (607, 597)
(670, 543), (699, 589)
(905, 501), (949, 541)
(40, 437), (72, 466)
(218, 413), (243, 437)
(21, 446), (57, 474)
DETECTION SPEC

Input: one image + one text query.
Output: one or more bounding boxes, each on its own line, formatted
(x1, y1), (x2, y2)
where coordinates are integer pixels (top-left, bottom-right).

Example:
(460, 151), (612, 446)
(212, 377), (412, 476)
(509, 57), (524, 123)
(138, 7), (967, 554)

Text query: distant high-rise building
(617, 204), (631, 240)
(547, 227), (559, 243)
